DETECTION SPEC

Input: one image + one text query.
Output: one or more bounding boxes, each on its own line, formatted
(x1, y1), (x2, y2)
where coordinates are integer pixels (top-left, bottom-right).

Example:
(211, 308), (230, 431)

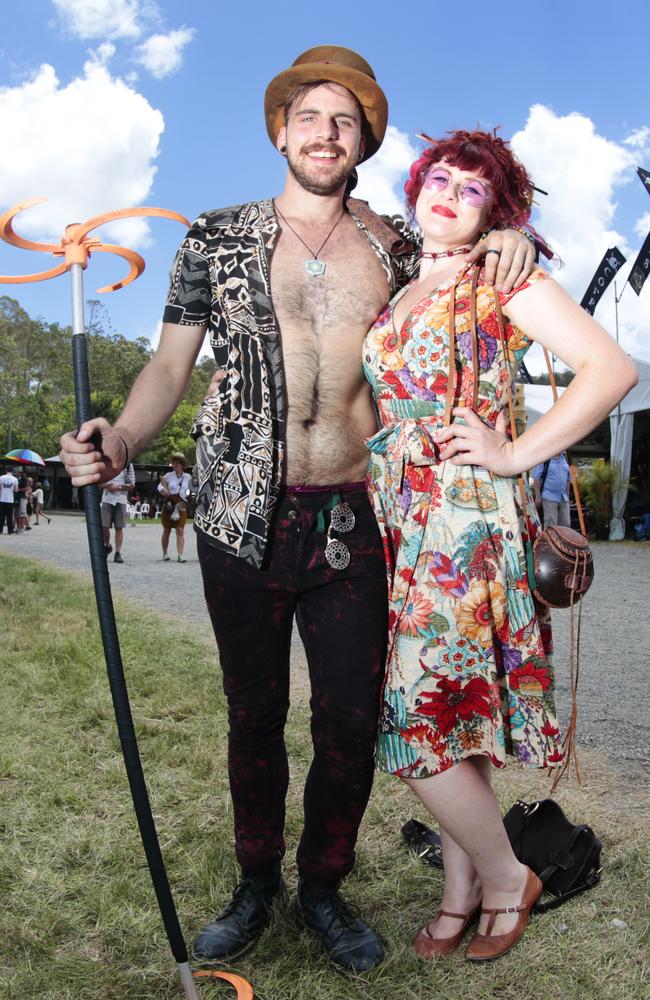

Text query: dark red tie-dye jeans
(196, 481), (388, 882)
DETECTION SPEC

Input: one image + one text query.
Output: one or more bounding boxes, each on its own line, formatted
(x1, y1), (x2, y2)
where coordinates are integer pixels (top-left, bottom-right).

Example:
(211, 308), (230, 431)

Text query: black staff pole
(70, 261), (201, 1000)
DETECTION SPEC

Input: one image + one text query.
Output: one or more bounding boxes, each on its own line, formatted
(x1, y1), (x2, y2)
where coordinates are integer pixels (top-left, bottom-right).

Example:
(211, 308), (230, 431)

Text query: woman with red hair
(363, 130), (636, 961)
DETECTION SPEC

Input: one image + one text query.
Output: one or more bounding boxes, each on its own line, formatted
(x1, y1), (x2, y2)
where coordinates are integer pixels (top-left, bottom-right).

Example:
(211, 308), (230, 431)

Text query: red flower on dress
(547, 749), (564, 764)
(541, 720), (560, 738)
(407, 465), (435, 494)
(402, 722), (448, 756)
(402, 722), (430, 744)
(382, 369), (412, 399)
(509, 662), (552, 695)
(417, 675), (494, 738)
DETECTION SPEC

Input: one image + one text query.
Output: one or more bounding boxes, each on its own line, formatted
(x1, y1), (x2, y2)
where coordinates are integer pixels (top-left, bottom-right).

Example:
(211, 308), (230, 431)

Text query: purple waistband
(285, 480), (367, 496)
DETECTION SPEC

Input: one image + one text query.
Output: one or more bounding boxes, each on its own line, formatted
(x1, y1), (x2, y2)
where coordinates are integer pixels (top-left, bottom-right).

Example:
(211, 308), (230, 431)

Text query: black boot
(295, 878), (385, 972)
(193, 865), (283, 962)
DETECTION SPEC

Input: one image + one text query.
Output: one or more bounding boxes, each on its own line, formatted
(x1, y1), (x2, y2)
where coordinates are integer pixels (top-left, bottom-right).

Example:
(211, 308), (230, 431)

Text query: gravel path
(2, 514), (649, 777)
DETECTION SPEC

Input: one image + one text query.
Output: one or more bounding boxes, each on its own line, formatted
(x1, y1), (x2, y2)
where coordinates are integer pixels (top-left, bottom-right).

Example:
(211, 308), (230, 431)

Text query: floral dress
(363, 264), (563, 778)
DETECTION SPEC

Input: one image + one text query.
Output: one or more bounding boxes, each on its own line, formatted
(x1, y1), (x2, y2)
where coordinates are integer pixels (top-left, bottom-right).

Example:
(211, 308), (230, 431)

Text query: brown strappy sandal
(412, 905), (481, 960)
(465, 866), (542, 961)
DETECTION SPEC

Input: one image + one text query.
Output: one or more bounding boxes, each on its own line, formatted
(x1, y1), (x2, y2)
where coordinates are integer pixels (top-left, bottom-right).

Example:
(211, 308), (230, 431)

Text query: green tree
(0, 294), (216, 462)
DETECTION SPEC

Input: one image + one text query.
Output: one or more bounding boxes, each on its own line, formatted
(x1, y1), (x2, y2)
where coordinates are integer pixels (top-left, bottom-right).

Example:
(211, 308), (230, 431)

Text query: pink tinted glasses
(423, 166), (491, 207)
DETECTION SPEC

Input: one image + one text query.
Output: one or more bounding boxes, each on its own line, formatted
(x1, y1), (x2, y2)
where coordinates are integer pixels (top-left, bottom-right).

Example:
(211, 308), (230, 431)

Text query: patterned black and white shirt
(163, 197), (420, 568)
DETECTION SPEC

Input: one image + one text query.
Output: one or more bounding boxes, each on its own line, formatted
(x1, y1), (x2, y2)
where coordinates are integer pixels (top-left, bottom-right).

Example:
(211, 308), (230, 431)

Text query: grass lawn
(1, 552), (648, 1000)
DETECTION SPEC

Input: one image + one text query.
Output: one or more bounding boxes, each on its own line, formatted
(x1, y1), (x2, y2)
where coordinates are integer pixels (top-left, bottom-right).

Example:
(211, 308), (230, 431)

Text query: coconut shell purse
(532, 524), (594, 609)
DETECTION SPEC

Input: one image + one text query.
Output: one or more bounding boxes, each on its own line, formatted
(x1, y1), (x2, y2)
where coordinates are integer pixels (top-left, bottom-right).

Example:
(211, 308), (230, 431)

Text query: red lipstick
(432, 205), (457, 218)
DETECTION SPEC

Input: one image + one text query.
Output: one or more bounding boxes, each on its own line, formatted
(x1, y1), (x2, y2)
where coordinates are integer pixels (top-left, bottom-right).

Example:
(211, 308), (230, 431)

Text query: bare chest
(271, 219), (389, 337)
(269, 218), (390, 480)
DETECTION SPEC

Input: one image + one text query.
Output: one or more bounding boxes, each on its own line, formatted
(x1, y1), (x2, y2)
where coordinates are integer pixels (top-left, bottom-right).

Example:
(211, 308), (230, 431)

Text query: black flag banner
(627, 230), (650, 296)
(637, 166), (650, 197)
(580, 247), (627, 315)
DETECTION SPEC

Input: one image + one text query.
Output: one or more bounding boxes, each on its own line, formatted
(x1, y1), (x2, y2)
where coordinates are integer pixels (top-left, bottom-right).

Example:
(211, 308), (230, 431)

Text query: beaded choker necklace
(420, 245), (471, 261)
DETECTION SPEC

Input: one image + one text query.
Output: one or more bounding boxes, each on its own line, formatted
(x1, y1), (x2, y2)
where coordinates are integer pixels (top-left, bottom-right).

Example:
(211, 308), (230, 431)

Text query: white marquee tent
(608, 357), (650, 539)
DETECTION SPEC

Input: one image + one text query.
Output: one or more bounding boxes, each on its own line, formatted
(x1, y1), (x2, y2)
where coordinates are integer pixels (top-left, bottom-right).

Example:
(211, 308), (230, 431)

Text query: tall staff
(0, 200), (252, 1000)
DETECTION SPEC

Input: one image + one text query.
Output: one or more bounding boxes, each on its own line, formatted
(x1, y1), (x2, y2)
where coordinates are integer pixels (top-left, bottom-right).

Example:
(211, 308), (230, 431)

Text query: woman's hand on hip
(436, 407), (517, 476)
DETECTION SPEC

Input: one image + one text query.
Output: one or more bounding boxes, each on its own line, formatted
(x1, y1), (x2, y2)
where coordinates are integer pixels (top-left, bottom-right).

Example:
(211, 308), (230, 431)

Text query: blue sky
(1, 0), (649, 369)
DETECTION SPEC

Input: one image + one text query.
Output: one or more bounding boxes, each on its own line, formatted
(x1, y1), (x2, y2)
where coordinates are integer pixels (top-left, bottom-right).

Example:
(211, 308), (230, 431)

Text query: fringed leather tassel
(551, 551), (586, 791)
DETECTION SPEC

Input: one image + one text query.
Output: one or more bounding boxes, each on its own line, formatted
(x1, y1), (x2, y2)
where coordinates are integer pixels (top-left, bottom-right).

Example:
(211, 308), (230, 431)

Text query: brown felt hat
(264, 45), (388, 162)
(170, 453), (187, 466)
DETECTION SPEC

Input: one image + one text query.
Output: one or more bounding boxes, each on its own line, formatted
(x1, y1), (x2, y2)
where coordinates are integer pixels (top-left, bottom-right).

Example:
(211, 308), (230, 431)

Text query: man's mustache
(300, 144), (347, 158)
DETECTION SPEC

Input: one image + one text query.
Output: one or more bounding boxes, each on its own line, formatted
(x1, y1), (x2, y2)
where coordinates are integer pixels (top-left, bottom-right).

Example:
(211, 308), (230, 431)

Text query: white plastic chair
(140, 502), (150, 517)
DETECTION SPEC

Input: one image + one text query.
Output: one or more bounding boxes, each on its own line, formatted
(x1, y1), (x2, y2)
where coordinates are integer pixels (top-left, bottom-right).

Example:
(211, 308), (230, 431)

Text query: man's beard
(286, 145), (354, 196)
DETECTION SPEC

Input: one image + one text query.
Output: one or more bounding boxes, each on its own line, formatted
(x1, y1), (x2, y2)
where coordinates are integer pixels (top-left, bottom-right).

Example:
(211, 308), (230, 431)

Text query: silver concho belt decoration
(325, 501), (356, 570)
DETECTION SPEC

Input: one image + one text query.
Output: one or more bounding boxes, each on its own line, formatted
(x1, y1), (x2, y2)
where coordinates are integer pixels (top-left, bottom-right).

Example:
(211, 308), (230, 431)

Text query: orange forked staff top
(0, 198), (189, 292)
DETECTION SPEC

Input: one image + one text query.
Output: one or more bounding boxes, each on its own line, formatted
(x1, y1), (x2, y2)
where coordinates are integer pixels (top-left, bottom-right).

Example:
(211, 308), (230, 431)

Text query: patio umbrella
(4, 448), (46, 466)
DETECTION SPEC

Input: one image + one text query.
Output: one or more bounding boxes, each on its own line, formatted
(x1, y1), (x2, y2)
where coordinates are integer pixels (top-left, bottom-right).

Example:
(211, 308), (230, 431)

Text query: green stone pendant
(304, 259), (326, 277)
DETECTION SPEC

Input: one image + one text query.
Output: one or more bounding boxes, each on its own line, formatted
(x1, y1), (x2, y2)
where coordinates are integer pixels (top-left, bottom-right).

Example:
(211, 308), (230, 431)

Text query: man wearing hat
(60, 45), (535, 972)
(158, 453), (193, 562)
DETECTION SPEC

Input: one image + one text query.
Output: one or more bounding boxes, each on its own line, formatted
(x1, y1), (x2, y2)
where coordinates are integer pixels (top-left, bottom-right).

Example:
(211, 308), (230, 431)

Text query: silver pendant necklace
(274, 200), (346, 277)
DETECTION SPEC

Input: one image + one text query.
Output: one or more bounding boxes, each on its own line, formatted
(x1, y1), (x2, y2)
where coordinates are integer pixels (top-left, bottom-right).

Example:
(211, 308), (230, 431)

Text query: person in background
(16, 469), (30, 532)
(532, 451), (571, 527)
(26, 477), (34, 521)
(158, 453), (192, 563)
(0, 465), (18, 534)
(31, 481), (51, 525)
(101, 462), (135, 563)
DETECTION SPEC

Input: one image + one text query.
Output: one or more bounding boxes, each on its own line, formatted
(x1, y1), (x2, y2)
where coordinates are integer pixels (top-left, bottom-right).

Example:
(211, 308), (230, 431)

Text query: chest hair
(271, 218), (389, 425)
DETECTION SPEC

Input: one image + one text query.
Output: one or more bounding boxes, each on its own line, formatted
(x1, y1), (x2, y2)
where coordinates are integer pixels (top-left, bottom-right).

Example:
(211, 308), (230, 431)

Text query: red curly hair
(405, 129), (549, 251)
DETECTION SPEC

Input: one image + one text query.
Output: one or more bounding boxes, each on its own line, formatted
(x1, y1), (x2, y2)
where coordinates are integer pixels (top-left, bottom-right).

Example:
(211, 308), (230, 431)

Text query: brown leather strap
(469, 265), (480, 409)
(445, 280), (458, 426)
(551, 559), (584, 791)
(493, 291), (528, 513)
(444, 267), (481, 425)
(481, 901), (526, 936)
(543, 349), (587, 537)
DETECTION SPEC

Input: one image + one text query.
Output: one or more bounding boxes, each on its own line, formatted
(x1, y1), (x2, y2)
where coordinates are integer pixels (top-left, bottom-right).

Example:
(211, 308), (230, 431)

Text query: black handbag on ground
(402, 798), (602, 913)
(502, 799), (602, 912)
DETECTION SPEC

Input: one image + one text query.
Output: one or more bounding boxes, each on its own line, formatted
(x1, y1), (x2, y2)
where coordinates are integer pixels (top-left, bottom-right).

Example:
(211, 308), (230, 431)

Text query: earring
(280, 145), (287, 154)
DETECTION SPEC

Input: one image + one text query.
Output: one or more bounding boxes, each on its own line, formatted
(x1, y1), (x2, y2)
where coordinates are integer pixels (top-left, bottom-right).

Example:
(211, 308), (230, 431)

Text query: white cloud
(53, 0), (143, 40)
(635, 212), (650, 239)
(86, 41), (116, 66)
(355, 125), (418, 217)
(134, 27), (195, 79)
(511, 105), (650, 365)
(624, 126), (650, 150)
(0, 62), (164, 248)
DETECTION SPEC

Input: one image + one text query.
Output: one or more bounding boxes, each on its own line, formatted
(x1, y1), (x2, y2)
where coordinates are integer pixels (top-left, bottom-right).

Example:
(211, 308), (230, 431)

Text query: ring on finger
(485, 249), (501, 256)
